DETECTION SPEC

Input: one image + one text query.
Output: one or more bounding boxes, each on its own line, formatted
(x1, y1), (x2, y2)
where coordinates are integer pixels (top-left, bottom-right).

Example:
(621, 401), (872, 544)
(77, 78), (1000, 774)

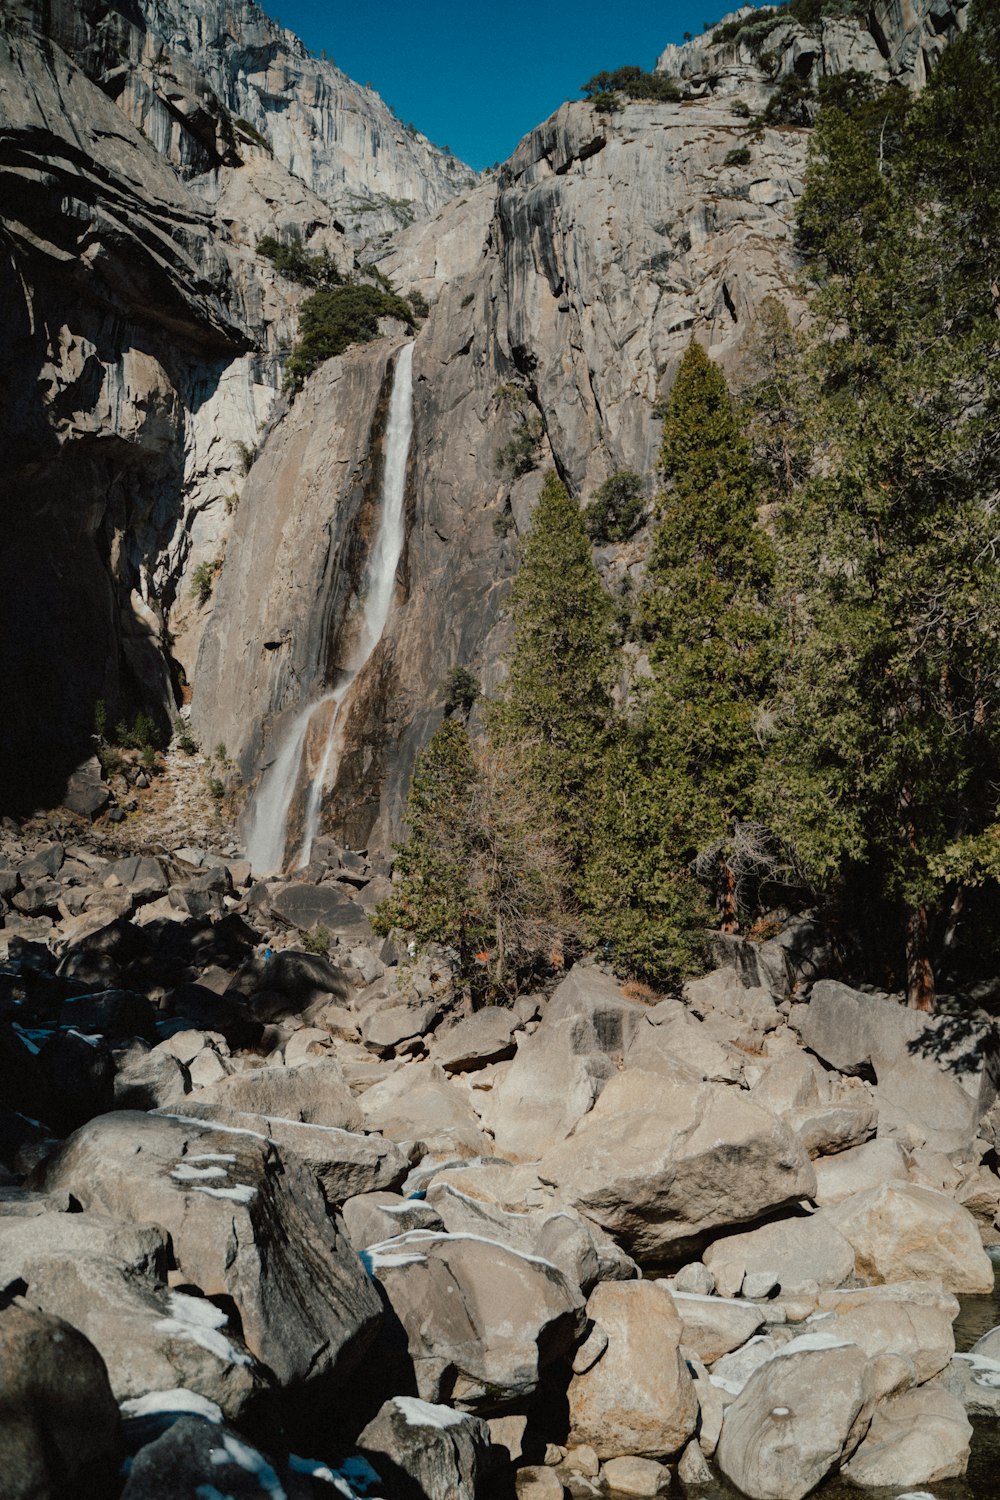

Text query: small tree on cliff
(489, 470), (618, 882)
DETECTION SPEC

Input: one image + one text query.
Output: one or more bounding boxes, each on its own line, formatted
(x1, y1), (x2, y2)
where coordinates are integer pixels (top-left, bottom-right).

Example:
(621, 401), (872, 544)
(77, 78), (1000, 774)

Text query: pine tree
(641, 340), (776, 925)
(767, 20), (1000, 1007)
(489, 470), (618, 879)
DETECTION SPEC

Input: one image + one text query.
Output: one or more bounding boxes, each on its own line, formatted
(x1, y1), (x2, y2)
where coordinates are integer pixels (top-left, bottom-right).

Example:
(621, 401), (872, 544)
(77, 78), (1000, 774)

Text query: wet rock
(358, 1395), (493, 1500)
(567, 1282), (698, 1460)
(0, 1301), (121, 1500)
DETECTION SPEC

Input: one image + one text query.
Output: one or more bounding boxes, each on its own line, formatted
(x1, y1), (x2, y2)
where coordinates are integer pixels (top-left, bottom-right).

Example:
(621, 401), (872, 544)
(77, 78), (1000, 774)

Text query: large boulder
(535, 1071), (816, 1264)
(805, 1298), (955, 1384)
(666, 1291), (766, 1364)
(269, 882), (372, 943)
(716, 1343), (875, 1500)
(358, 1396), (493, 1500)
(812, 1138), (908, 1205)
(0, 1302), (122, 1500)
(360, 1061), (493, 1156)
(120, 1414), (311, 1500)
(826, 1182), (994, 1293)
(567, 1282), (698, 1459)
(36, 1112), (382, 1391)
(704, 1213), (856, 1296)
(434, 1008), (519, 1073)
(362, 1229), (586, 1411)
(544, 966), (649, 1056)
(841, 1386), (972, 1486)
(191, 1059), (364, 1132)
(425, 1176), (602, 1291)
(478, 1016), (615, 1161)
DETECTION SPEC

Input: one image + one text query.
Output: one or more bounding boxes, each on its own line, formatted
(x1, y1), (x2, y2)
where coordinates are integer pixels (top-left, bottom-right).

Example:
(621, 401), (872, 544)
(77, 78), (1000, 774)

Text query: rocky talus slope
(2, 805), (1000, 1497)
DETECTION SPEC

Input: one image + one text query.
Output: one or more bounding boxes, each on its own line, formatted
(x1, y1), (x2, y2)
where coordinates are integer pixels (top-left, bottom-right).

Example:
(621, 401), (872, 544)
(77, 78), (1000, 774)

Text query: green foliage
(731, 98), (752, 117)
(494, 386), (543, 479)
(762, 74), (816, 125)
(174, 717), (197, 756)
(302, 925), (331, 955)
(408, 288), (430, 319)
(206, 775), (225, 800)
(442, 667), (481, 717)
(191, 559), (219, 606)
(94, 698), (107, 740)
(256, 235), (342, 290)
(493, 509), (516, 538)
(762, 6), (1000, 999)
(713, 0), (865, 46)
(284, 283), (415, 393)
(584, 470), (646, 544)
(495, 432), (538, 478)
(235, 441), (257, 476)
(581, 66), (682, 103)
(215, 743), (228, 763)
(114, 712), (162, 752)
(724, 146), (752, 167)
(489, 472), (618, 880)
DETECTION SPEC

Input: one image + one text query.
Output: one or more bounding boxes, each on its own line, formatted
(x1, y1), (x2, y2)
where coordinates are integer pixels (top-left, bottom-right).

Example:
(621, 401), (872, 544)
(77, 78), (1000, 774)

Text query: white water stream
(243, 341), (414, 874)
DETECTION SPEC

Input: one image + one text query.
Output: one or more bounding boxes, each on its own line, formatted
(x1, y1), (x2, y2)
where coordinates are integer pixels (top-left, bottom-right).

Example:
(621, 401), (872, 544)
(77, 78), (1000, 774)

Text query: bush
(442, 667), (481, 716)
(731, 98), (752, 117)
(408, 288), (430, 319)
(724, 146), (753, 166)
(191, 559), (219, 605)
(584, 470), (646, 544)
(284, 283), (415, 393)
(114, 711), (162, 752)
(302, 925), (331, 956)
(493, 509), (516, 538)
(495, 433), (537, 479)
(235, 441), (256, 476)
(581, 66), (682, 104)
(174, 717), (197, 756)
(763, 74), (816, 125)
(94, 698), (107, 739)
(206, 775), (225, 800)
(256, 235), (342, 290)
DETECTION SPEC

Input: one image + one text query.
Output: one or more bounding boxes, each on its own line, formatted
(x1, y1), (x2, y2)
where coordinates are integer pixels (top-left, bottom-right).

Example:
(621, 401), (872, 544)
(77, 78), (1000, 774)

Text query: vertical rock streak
(243, 342), (414, 874)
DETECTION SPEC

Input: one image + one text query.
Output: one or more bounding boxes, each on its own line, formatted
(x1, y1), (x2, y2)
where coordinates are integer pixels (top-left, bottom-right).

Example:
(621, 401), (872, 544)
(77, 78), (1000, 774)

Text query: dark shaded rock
(59, 988), (157, 1041)
(0, 1022), (51, 1118)
(164, 982), (264, 1050)
(120, 1415), (312, 1500)
(17, 844), (65, 882)
(359, 1395), (493, 1500)
(11, 880), (63, 917)
(229, 947), (353, 1015)
(61, 758), (110, 820)
(0, 1301), (122, 1500)
(36, 1028), (114, 1135)
(270, 882), (372, 943)
(103, 854), (168, 901)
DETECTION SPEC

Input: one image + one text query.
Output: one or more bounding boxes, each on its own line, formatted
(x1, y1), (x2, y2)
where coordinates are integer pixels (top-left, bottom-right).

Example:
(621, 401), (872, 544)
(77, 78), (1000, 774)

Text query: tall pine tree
(489, 470), (618, 882)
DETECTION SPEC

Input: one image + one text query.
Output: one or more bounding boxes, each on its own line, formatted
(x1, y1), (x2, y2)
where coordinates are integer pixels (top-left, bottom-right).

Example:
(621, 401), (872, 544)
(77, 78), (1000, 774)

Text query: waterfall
(243, 341), (414, 874)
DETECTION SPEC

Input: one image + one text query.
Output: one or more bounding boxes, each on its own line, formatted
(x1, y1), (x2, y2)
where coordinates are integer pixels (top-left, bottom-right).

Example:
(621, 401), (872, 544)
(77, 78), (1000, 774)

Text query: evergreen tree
(641, 340), (776, 925)
(767, 14), (1000, 1007)
(489, 470), (618, 879)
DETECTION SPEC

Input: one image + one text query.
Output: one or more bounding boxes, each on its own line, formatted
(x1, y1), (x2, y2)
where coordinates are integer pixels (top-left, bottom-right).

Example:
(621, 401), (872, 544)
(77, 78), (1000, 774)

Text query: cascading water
(243, 342), (414, 874)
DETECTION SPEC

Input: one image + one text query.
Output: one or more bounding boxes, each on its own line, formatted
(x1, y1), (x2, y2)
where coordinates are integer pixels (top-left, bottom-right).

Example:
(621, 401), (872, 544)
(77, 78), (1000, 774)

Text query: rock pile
(2, 823), (999, 1499)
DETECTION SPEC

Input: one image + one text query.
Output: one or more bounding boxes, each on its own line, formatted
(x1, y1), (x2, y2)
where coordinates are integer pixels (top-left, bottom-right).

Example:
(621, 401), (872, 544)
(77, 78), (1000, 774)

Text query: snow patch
(155, 1292), (252, 1366)
(172, 1163), (229, 1182)
(121, 1389), (223, 1423)
(362, 1228), (561, 1274)
(193, 1183), (257, 1204)
(777, 1332), (854, 1357)
(188, 1153), (238, 1164)
(393, 1395), (466, 1430)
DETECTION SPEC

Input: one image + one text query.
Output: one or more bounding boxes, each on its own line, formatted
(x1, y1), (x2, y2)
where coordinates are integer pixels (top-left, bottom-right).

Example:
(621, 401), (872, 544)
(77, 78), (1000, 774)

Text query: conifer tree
(767, 12), (1000, 1007)
(489, 470), (618, 880)
(641, 340), (776, 925)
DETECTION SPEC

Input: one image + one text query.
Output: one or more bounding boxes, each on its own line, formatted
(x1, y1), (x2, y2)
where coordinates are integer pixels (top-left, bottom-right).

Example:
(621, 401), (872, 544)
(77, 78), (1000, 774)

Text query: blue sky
(272, 1), (738, 170)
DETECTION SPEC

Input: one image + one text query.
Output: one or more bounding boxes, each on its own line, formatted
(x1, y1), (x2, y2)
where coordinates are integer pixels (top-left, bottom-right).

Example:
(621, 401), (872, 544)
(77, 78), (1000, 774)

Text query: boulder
(704, 1214), (856, 1297)
(269, 882), (372, 943)
(535, 1071), (816, 1263)
(160, 1101), (408, 1205)
(625, 1014), (739, 1084)
(806, 1298), (954, 1384)
(841, 1386), (972, 1486)
(363, 1228), (586, 1411)
(120, 1414), (310, 1500)
(61, 758), (110, 819)
(114, 1048), (191, 1111)
(36, 1111), (382, 1391)
(812, 1138), (908, 1205)
(544, 966), (649, 1056)
(0, 1302), (121, 1500)
(358, 1396), (493, 1500)
(716, 1344), (875, 1500)
(941, 1351), (1000, 1416)
(599, 1456), (670, 1496)
(342, 1191), (444, 1249)
(567, 1281), (698, 1459)
(102, 855), (169, 901)
(192, 1059), (364, 1132)
(37, 1028), (115, 1135)
(361, 1061), (492, 1156)
(426, 1176), (602, 1290)
(478, 1016), (615, 1160)
(361, 999), (443, 1054)
(827, 1182), (994, 1293)
(796, 980), (925, 1075)
(668, 1291), (767, 1363)
(435, 1007), (519, 1073)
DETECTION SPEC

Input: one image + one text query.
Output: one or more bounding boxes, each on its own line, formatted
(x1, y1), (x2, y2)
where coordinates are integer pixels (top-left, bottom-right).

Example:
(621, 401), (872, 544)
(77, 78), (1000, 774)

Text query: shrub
(174, 717), (198, 756)
(256, 235), (342, 290)
(495, 433), (537, 479)
(302, 925), (331, 956)
(94, 698), (107, 740)
(206, 775), (225, 800)
(224, 492), (239, 515)
(408, 288), (430, 319)
(763, 74), (816, 125)
(114, 711), (162, 752)
(493, 509), (516, 538)
(731, 98), (752, 117)
(581, 66), (682, 104)
(284, 283), (415, 393)
(724, 146), (752, 166)
(235, 441), (256, 476)
(442, 667), (481, 716)
(191, 559), (218, 605)
(584, 470), (646, 544)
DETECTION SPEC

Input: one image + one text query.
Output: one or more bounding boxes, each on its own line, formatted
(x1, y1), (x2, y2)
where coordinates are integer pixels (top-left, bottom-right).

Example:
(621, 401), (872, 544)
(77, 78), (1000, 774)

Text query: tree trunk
(905, 903), (935, 1011)
(721, 860), (738, 934)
